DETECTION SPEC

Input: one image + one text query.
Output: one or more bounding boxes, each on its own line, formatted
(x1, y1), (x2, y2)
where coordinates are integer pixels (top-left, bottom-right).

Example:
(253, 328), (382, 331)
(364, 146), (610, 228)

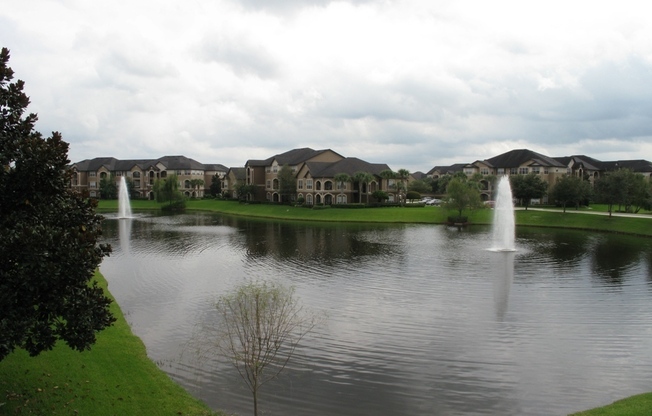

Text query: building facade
(71, 156), (227, 199)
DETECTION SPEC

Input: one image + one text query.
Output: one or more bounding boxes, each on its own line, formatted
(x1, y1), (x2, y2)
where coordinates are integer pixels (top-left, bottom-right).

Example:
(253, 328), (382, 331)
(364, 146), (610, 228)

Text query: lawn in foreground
(568, 393), (652, 416)
(0, 270), (220, 416)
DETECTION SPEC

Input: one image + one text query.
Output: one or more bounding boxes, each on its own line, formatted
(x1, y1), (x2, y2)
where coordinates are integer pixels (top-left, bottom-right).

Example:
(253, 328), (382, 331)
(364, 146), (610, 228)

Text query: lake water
(99, 212), (652, 416)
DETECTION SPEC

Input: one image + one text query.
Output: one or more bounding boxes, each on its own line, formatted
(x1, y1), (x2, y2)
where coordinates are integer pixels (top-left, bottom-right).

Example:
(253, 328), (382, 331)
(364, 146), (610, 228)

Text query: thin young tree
(211, 281), (317, 416)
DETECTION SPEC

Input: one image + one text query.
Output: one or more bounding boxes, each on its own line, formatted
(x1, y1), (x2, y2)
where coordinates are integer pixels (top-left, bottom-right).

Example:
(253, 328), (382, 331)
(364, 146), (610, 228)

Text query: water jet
(117, 176), (132, 219)
(490, 176), (516, 251)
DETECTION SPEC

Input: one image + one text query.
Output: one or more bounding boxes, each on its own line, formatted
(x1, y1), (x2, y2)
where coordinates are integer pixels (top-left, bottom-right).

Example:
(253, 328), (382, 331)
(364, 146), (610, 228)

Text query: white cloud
(2, 0), (652, 172)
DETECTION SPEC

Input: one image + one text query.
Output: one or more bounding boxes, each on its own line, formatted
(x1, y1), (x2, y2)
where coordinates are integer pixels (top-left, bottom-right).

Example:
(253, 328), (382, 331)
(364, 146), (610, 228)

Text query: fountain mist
(490, 176), (515, 251)
(117, 176), (132, 219)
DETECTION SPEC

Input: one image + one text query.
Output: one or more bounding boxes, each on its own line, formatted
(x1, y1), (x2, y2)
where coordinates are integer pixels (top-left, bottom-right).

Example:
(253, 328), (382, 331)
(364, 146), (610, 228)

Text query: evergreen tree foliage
(0, 48), (114, 361)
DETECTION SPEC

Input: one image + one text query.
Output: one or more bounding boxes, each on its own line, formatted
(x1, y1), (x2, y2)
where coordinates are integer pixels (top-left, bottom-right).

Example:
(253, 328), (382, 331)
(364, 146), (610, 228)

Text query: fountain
(490, 176), (516, 251)
(117, 176), (132, 219)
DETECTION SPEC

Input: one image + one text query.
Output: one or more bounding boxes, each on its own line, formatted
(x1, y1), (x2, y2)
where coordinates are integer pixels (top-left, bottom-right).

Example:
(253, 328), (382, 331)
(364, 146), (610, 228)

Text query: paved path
(519, 207), (652, 219)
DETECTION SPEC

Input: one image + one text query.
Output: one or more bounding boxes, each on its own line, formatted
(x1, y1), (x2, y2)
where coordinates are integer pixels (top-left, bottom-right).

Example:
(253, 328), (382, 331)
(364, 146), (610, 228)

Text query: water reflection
(492, 251), (514, 320)
(99, 214), (652, 416)
(591, 234), (644, 285)
(118, 218), (132, 254)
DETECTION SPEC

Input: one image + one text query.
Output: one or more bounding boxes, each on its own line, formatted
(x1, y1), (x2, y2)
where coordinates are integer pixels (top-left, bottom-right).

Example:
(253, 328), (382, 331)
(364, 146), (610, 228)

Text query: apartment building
(427, 149), (652, 203)
(243, 148), (399, 204)
(71, 156), (227, 199)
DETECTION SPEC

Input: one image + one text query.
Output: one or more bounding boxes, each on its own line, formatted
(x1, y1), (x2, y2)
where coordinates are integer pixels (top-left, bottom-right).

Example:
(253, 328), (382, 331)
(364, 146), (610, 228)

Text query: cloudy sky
(3, 0), (652, 172)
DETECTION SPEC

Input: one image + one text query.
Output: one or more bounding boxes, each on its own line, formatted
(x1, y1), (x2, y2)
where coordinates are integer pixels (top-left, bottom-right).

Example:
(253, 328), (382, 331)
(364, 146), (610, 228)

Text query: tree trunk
(253, 389), (258, 416)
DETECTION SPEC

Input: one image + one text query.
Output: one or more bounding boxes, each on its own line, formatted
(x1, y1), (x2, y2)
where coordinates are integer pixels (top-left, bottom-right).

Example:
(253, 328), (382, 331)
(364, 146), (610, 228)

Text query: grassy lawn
(99, 199), (652, 237)
(569, 393), (652, 416)
(0, 271), (221, 416)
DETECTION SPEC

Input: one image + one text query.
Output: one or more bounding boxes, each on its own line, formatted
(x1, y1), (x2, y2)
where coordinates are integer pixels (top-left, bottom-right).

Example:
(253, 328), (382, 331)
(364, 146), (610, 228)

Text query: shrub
(330, 203), (366, 209)
(161, 199), (186, 213)
(447, 216), (468, 224)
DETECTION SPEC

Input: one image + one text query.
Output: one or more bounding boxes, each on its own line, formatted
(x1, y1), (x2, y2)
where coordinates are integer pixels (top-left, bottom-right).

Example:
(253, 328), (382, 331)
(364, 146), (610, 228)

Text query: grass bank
(99, 199), (652, 237)
(569, 393), (652, 416)
(0, 270), (220, 416)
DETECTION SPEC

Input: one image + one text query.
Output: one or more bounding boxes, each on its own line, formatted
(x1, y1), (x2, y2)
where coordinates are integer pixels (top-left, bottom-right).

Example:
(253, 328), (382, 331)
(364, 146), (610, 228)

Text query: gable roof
(226, 167), (246, 180)
(426, 163), (467, 176)
(305, 157), (391, 178)
(484, 149), (566, 168)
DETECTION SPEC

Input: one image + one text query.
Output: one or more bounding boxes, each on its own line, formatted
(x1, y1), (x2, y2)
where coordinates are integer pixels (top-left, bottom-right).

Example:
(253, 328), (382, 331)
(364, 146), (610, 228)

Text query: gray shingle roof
(305, 157), (391, 178)
(484, 149), (566, 168)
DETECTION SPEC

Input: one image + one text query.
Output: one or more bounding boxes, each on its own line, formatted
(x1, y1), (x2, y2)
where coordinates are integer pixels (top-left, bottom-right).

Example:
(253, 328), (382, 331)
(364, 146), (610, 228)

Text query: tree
(154, 174), (185, 212)
(353, 171), (374, 204)
(405, 191), (421, 202)
(189, 178), (204, 198)
(595, 169), (650, 215)
(209, 282), (316, 416)
(210, 174), (222, 197)
(0, 47), (115, 361)
(277, 164), (296, 203)
(334, 172), (351, 194)
(371, 190), (389, 203)
(235, 181), (256, 201)
(549, 175), (592, 212)
(408, 178), (431, 194)
(397, 168), (410, 204)
(443, 177), (483, 221)
(125, 176), (138, 199)
(99, 174), (117, 199)
(510, 173), (547, 210)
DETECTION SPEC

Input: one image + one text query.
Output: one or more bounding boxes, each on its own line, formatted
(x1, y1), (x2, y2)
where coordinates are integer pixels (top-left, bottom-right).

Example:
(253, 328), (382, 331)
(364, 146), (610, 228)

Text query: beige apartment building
(71, 156), (227, 199)
(71, 148), (650, 205)
(243, 148), (399, 204)
(427, 149), (652, 203)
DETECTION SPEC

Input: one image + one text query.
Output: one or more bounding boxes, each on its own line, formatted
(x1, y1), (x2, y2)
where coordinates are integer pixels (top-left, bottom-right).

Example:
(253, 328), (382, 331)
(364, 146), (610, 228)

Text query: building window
(133, 171), (141, 178)
(134, 180), (141, 188)
(272, 165), (278, 173)
(316, 181), (322, 191)
(267, 180), (271, 189)
(497, 168), (505, 175)
(337, 194), (347, 204)
(307, 179), (313, 190)
(324, 181), (333, 190)
(89, 172), (96, 177)
(298, 179), (303, 189)
(532, 167), (540, 174)
(481, 168), (489, 175)
(510, 168), (518, 175)
(519, 167), (529, 174)
(306, 194), (313, 205)
(90, 181), (97, 188)
(544, 168), (549, 174)
(464, 168), (474, 175)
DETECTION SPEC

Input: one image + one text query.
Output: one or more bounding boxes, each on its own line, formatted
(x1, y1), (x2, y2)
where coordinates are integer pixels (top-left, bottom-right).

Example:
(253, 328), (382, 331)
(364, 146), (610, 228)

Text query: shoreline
(98, 199), (652, 238)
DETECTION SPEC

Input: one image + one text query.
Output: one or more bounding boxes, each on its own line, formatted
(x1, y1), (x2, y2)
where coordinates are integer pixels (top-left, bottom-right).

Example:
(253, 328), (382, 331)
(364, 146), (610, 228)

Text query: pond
(99, 212), (652, 416)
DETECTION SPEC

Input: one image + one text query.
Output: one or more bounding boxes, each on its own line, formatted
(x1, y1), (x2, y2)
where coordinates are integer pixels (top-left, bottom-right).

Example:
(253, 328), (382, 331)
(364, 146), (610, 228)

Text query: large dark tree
(0, 48), (114, 361)
(210, 174), (222, 196)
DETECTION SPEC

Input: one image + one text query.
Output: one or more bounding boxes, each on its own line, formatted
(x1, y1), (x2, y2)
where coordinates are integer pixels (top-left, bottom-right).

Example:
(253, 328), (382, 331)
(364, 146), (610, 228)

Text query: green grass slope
(0, 271), (220, 416)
